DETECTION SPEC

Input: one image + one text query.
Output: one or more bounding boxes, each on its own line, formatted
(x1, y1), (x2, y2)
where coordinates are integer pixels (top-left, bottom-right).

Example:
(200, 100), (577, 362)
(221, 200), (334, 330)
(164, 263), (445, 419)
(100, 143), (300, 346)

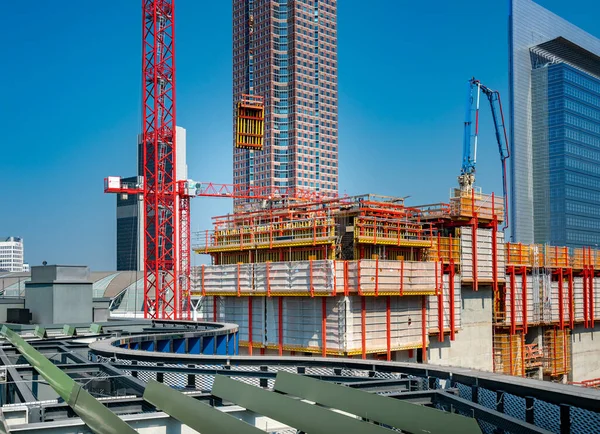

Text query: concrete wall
(427, 286), (494, 372)
(53, 284), (92, 324)
(25, 283), (92, 325)
(25, 285), (54, 324)
(571, 323), (600, 382)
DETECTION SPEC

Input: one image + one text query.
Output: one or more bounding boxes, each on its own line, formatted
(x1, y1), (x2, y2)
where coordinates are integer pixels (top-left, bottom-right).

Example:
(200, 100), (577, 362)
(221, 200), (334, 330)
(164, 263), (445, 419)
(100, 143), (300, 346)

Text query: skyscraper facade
(510, 0), (600, 247)
(232, 0), (338, 205)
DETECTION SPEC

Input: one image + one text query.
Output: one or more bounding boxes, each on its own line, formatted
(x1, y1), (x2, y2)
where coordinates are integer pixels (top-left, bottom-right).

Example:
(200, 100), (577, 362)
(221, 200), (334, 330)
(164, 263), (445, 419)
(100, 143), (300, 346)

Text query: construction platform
(187, 189), (600, 382)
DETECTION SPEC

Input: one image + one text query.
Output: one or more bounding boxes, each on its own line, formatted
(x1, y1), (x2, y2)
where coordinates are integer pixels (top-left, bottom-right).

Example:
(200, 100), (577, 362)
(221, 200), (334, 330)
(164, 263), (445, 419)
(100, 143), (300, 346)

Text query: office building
(116, 127), (188, 270)
(232, 0), (338, 205)
(510, 0), (600, 247)
(0, 237), (25, 272)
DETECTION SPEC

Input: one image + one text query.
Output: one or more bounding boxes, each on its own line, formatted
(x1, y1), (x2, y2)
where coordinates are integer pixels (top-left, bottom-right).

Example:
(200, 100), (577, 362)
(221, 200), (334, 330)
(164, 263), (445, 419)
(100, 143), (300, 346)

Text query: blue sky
(1, 0), (598, 270)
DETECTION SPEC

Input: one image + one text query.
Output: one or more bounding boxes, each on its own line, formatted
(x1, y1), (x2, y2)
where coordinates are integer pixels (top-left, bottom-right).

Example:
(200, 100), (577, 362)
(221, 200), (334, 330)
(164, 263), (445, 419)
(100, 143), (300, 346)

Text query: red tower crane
(105, 1), (331, 320)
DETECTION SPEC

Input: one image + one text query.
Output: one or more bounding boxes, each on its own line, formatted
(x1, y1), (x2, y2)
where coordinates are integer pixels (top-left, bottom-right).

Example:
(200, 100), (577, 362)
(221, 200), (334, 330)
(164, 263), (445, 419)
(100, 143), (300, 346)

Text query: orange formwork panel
(235, 94), (265, 150)
(449, 188), (505, 222)
(543, 327), (571, 377)
(493, 329), (525, 377)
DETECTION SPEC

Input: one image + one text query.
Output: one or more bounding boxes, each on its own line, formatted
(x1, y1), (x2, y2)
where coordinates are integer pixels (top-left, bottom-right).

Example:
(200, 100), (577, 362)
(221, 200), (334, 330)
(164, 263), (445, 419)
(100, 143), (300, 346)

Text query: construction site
(94, 0), (600, 390)
(187, 183), (600, 384)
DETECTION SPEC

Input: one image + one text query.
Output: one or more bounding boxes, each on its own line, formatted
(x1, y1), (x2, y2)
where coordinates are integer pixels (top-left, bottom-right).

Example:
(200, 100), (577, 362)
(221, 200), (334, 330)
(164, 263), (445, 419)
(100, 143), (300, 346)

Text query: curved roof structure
(0, 271), (143, 299)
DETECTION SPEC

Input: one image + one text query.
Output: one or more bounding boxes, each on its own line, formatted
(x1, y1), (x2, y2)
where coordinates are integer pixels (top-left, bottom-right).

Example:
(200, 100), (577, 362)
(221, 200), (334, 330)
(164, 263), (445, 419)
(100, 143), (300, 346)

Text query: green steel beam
(274, 371), (481, 434)
(143, 380), (263, 434)
(1, 326), (136, 434)
(211, 375), (391, 434)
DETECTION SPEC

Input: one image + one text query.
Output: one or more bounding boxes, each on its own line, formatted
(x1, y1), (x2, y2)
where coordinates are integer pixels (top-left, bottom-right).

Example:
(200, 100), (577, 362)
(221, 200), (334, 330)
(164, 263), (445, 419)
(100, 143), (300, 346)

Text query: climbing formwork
(543, 328), (571, 379)
(189, 188), (599, 378)
(191, 191), (508, 361)
(493, 329), (525, 377)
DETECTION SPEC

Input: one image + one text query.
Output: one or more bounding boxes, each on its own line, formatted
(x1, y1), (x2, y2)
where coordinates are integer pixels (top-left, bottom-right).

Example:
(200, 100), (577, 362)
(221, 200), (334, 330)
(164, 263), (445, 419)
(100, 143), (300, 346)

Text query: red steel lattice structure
(141, 0), (179, 319)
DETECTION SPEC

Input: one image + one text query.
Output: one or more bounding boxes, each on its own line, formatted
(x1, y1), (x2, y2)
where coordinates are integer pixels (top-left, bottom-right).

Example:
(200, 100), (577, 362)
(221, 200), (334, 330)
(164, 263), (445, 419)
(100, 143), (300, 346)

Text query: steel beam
(0, 349), (37, 405)
(274, 372), (481, 434)
(144, 380), (263, 434)
(212, 375), (391, 434)
(1, 327), (136, 434)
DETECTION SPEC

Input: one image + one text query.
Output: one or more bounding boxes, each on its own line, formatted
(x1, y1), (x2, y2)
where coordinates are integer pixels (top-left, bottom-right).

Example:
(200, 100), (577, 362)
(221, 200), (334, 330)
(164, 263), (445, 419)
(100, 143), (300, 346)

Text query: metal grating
(455, 382), (472, 401)
(504, 393), (526, 421)
(163, 363), (186, 389)
(305, 367), (335, 376)
(136, 361), (157, 384)
(571, 406), (600, 434)
(477, 388), (499, 434)
(533, 399), (560, 433)
(194, 374), (214, 392)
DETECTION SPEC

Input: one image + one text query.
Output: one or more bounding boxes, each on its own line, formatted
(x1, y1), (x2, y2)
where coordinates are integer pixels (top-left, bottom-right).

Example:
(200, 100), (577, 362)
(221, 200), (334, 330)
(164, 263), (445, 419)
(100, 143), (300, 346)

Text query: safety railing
(354, 217), (430, 247)
(193, 218), (336, 252)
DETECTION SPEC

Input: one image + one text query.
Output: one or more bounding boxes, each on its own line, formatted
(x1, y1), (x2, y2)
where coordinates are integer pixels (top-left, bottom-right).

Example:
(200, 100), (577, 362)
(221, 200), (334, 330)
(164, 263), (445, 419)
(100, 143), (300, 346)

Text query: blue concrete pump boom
(459, 77), (510, 226)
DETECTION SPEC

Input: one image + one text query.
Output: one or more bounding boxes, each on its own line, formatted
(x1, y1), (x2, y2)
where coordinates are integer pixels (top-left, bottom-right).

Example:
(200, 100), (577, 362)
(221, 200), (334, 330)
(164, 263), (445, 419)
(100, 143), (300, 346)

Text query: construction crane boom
(459, 77), (510, 226)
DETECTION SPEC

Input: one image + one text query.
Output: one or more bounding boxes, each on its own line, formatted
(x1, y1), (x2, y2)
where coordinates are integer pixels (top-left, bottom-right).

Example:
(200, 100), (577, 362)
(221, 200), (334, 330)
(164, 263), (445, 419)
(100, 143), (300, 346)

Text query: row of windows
(566, 186), (600, 203)
(564, 84), (600, 107)
(565, 156), (600, 175)
(565, 98), (600, 123)
(566, 172), (600, 190)
(565, 142), (600, 162)
(565, 113), (600, 135)
(566, 216), (600, 231)
(566, 231), (600, 245)
(565, 200), (600, 216)
(565, 128), (600, 148)
(564, 68), (600, 96)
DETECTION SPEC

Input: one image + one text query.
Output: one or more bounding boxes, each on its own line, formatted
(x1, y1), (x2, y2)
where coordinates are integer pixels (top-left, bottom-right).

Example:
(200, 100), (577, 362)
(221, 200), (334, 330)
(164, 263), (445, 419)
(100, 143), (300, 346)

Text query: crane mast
(459, 77), (510, 226)
(142, 0), (178, 319)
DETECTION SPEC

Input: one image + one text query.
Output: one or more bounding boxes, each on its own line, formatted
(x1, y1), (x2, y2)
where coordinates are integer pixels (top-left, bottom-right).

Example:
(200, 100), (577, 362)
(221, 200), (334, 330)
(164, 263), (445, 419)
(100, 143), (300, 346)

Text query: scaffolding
(543, 328), (571, 378)
(493, 329), (525, 377)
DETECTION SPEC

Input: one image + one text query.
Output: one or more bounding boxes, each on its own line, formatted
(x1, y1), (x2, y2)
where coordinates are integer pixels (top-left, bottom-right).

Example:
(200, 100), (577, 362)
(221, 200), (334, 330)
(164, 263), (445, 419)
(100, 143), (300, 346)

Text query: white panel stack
(357, 260), (437, 294)
(195, 264), (253, 294)
(427, 274), (461, 333)
(254, 260), (335, 295)
(460, 228), (506, 282)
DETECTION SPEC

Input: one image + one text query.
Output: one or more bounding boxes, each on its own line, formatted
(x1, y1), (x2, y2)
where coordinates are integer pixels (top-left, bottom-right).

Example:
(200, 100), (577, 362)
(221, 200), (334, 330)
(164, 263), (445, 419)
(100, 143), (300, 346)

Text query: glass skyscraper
(232, 0), (338, 206)
(510, 0), (600, 247)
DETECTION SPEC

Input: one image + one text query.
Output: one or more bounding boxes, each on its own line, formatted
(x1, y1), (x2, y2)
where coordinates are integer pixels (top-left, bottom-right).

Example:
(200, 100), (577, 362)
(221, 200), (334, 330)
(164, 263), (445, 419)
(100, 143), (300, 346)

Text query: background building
(232, 0), (339, 205)
(116, 127), (187, 271)
(0, 237), (25, 272)
(510, 0), (600, 246)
